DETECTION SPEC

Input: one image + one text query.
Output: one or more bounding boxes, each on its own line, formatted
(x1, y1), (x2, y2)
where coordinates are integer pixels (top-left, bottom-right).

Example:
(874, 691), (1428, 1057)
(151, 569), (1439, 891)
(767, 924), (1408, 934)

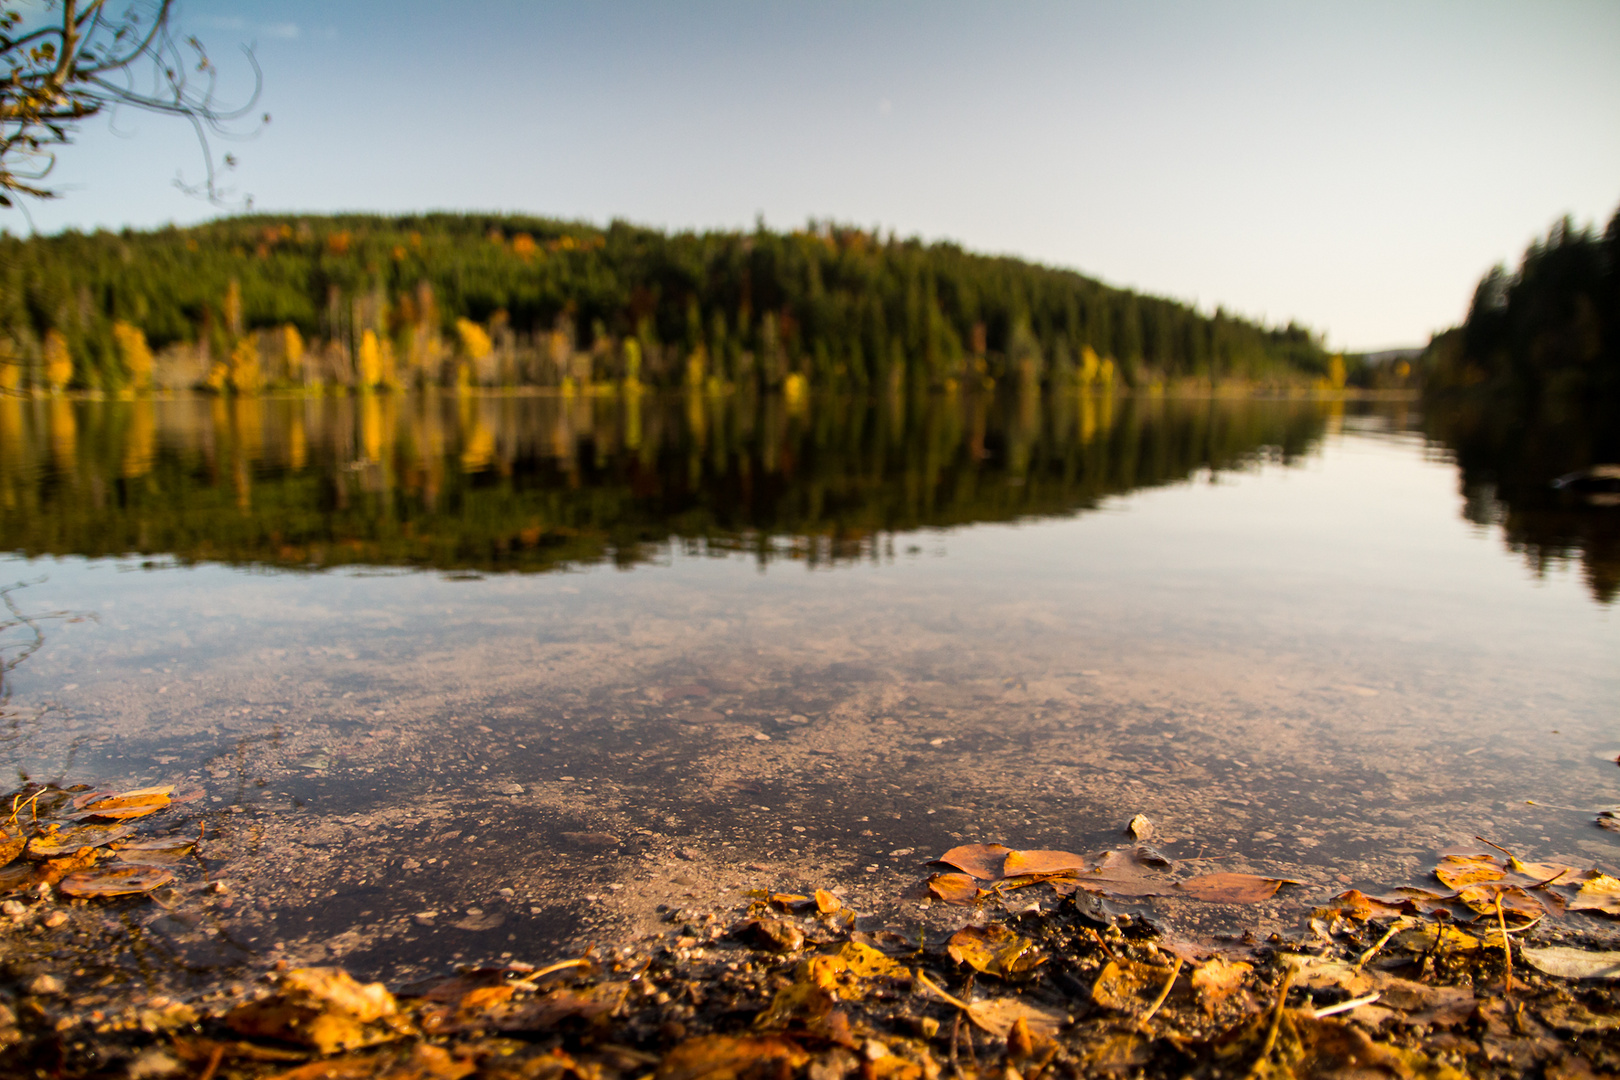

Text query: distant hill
(0, 213), (1330, 393)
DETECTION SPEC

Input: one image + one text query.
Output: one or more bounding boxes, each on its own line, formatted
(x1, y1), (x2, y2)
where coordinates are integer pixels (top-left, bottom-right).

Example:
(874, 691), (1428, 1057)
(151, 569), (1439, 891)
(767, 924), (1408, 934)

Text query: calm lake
(0, 391), (1616, 986)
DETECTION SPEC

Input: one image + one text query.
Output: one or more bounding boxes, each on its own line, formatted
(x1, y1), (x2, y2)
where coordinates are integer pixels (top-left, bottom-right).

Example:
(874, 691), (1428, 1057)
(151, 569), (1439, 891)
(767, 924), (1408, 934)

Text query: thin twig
(1249, 968), (1294, 1077)
(1138, 957), (1183, 1029)
(1496, 892), (1514, 997)
(949, 1009), (962, 1079)
(1027, 1043), (1060, 1080)
(1355, 922), (1404, 968)
(196, 1043), (225, 1080)
(1088, 926), (1118, 961)
(1313, 992), (1380, 1018)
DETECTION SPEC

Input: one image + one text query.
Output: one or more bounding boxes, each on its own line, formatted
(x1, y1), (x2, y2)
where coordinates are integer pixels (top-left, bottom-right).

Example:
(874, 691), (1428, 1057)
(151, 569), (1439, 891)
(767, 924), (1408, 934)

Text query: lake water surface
(1, 391), (1616, 987)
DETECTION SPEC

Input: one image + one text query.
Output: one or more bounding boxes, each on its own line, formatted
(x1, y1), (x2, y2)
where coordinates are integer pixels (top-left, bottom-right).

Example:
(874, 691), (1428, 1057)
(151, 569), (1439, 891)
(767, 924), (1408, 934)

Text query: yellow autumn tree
(0, 337), (20, 391)
(357, 330), (383, 388)
(229, 336), (261, 394)
(455, 318), (492, 361)
(112, 321), (154, 390)
(43, 330), (73, 391)
(283, 324), (305, 383)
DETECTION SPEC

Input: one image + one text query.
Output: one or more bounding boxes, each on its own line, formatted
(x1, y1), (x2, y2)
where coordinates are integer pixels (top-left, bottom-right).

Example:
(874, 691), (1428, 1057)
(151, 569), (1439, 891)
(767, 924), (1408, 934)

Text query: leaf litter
(3, 824), (1620, 1079)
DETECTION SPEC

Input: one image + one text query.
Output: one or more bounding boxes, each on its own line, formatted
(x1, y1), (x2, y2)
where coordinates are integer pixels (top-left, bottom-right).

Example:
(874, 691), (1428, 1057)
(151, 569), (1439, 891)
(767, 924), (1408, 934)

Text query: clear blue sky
(11, 1), (1619, 351)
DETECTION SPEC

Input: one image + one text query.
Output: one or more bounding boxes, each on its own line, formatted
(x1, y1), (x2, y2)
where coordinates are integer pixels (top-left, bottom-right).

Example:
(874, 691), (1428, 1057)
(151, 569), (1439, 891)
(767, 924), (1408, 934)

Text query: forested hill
(0, 213), (1329, 393)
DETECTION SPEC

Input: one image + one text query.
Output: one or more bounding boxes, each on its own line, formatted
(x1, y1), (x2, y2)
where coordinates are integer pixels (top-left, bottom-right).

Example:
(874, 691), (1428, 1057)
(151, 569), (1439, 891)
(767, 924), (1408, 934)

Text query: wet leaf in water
(1434, 853), (1506, 890)
(1569, 873), (1620, 916)
(656, 1035), (809, 1080)
(946, 924), (1044, 979)
(925, 872), (981, 906)
(813, 888), (841, 914)
(114, 836), (197, 864)
(41, 847), (102, 882)
(68, 785), (174, 820)
(26, 822), (137, 857)
(1190, 957), (1253, 1014)
(1059, 847), (1172, 898)
(1001, 849), (1090, 877)
(836, 941), (906, 980)
(931, 843), (1013, 881)
(0, 829), (23, 868)
(1519, 946), (1620, 980)
(1176, 872), (1299, 904)
(0, 862), (38, 894)
(1090, 958), (1166, 1014)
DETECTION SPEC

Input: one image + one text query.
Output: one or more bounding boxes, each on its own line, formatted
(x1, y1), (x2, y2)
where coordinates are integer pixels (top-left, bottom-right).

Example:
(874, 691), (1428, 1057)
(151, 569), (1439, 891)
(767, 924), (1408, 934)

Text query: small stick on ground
(196, 1044), (225, 1080)
(1250, 967), (1295, 1077)
(1088, 927), (1118, 961)
(1313, 992), (1380, 1019)
(1495, 892), (1514, 996)
(949, 1009), (962, 1079)
(1355, 922), (1404, 968)
(1138, 956), (1184, 1030)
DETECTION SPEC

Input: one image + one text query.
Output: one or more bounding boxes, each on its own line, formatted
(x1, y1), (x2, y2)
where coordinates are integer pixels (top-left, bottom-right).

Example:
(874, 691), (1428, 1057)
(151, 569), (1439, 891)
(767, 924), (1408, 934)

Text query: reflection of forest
(0, 391), (1333, 573)
(1426, 399), (1619, 605)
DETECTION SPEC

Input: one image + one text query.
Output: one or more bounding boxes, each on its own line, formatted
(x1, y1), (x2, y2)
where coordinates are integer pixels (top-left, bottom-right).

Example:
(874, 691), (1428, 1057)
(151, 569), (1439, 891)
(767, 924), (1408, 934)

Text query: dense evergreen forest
(1425, 200), (1620, 408)
(0, 213), (1330, 394)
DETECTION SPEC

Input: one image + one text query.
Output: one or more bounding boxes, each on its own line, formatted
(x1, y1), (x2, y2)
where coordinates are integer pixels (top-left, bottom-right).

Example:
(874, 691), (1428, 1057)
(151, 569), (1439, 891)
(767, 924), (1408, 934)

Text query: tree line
(0, 213), (1331, 394)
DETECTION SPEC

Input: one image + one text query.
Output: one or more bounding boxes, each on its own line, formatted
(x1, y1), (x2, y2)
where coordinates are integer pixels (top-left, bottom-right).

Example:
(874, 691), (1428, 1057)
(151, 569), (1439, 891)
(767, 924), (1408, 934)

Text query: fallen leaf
(489, 982), (628, 1030)
(1177, 872), (1299, 904)
(813, 889), (841, 914)
(0, 829), (23, 868)
(0, 862), (38, 894)
(963, 997), (1064, 1039)
(946, 924), (1044, 979)
(924, 872), (980, 906)
(738, 917), (805, 952)
(754, 979), (835, 1029)
(1001, 849), (1089, 877)
(931, 843), (1013, 881)
(1394, 924), (1480, 954)
(1569, 873), (1620, 916)
(1434, 853), (1506, 890)
(1314, 890), (1412, 921)
(58, 864), (172, 897)
(26, 823), (137, 857)
(836, 941), (906, 980)
(1456, 883), (1546, 917)
(1090, 958), (1165, 1014)
(68, 786), (174, 820)
(767, 893), (810, 911)
(1536, 1000), (1620, 1033)
(114, 836), (197, 864)
(1125, 814), (1154, 841)
(1190, 957), (1253, 1014)
(656, 1034), (809, 1080)
(1519, 946), (1620, 980)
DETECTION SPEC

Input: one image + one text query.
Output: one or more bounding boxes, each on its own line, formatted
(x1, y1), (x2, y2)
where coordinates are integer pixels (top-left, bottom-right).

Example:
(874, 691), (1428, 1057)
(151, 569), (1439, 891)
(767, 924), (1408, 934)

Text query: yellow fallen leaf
(58, 864), (171, 897)
(925, 872), (982, 905)
(947, 924), (1044, 979)
(1434, 853), (1505, 890)
(1191, 957), (1253, 1014)
(1570, 873), (1620, 916)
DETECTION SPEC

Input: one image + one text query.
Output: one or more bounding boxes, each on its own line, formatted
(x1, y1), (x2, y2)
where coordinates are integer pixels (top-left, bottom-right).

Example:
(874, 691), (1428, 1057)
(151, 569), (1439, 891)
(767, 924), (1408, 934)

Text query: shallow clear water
(0, 392), (1615, 983)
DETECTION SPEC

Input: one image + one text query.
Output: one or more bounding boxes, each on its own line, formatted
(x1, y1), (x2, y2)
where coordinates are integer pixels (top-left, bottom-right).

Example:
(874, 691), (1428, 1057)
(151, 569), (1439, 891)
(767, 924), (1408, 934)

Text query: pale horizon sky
(7, 1), (1619, 352)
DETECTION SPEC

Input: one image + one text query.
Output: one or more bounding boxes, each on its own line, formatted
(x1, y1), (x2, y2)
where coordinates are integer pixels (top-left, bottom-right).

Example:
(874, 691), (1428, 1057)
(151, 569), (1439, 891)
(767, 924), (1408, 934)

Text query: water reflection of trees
(0, 391), (1333, 574)
(1427, 399), (1619, 604)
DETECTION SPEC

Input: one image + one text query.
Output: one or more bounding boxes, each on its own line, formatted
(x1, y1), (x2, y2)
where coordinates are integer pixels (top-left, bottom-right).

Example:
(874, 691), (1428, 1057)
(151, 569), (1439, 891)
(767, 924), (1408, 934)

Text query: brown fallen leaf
(114, 836), (197, 865)
(946, 924), (1044, 979)
(1059, 846), (1173, 898)
(487, 981), (628, 1030)
(58, 864), (173, 897)
(1434, 853), (1506, 890)
(1090, 958), (1166, 1015)
(926, 871), (983, 905)
(1190, 957), (1253, 1015)
(1177, 872), (1299, 904)
(0, 828), (23, 868)
(656, 1034), (809, 1080)
(836, 941), (906, 980)
(68, 785), (174, 821)
(1313, 889), (1413, 921)
(738, 917), (805, 952)
(1001, 848), (1090, 877)
(962, 996), (1064, 1039)
(1456, 883), (1546, 918)
(1519, 946), (1620, 980)
(1394, 924), (1480, 954)
(1569, 873), (1620, 916)
(813, 888), (841, 914)
(931, 843), (1013, 881)
(228, 968), (403, 1056)
(26, 823), (137, 857)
